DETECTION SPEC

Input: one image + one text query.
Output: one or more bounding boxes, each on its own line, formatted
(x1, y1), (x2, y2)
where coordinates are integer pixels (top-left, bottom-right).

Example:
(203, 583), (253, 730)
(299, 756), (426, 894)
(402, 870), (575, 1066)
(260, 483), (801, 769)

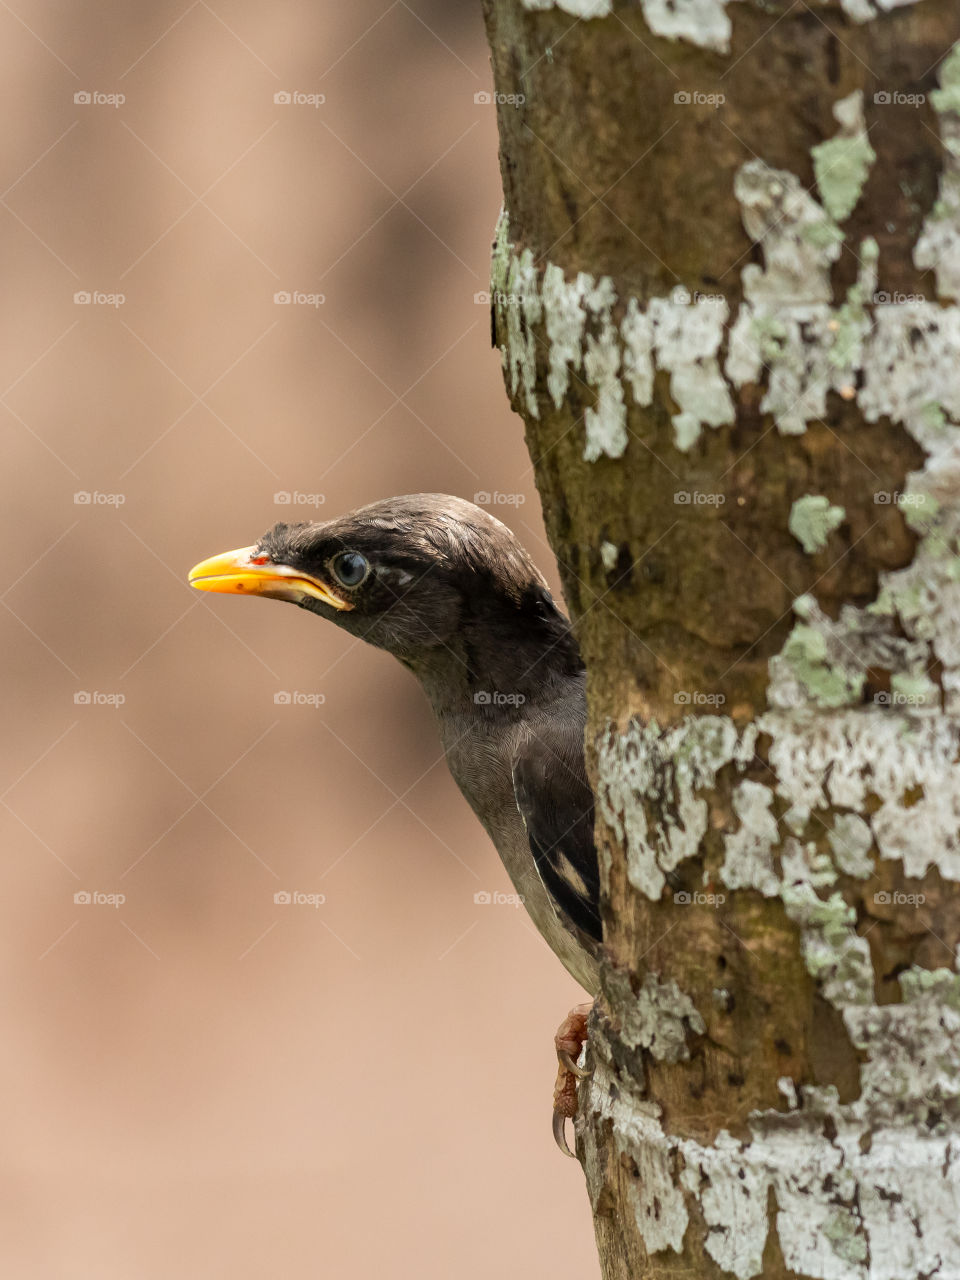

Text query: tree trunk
(482, 1), (960, 1276)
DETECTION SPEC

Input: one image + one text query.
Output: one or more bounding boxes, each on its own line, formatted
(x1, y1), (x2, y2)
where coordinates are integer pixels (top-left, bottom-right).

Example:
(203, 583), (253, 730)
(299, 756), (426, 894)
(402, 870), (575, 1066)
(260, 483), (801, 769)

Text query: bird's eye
(331, 551), (369, 588)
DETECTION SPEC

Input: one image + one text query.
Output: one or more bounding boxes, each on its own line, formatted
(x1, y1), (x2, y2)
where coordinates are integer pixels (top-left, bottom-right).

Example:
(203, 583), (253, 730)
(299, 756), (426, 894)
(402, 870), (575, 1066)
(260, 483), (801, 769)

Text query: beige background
(0, 2), (599, 1276)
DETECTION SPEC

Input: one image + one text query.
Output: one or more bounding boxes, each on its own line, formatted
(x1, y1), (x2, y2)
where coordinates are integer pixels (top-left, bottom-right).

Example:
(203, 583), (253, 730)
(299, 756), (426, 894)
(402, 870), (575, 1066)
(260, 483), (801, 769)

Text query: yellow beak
(188, 545), (352, 610)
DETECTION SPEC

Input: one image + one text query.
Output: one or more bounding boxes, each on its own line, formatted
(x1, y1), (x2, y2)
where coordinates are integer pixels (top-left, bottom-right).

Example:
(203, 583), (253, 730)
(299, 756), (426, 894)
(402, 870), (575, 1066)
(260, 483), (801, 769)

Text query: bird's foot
(552, 1001), (593, 1158)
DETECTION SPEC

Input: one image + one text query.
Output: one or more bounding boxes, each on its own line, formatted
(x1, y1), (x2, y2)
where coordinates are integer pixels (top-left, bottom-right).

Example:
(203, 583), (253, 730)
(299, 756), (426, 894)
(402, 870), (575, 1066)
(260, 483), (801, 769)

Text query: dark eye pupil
(333, 552), (367, 587)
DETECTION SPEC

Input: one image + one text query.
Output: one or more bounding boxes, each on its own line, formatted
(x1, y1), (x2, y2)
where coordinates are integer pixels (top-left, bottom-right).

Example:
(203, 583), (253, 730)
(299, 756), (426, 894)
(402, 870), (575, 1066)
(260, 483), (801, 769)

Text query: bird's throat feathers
(406, 580), (584, 717)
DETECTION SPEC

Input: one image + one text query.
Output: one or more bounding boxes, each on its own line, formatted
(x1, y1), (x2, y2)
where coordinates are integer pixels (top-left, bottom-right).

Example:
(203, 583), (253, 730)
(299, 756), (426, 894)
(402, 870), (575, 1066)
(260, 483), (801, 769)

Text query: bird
(189, 493), (600, 1153)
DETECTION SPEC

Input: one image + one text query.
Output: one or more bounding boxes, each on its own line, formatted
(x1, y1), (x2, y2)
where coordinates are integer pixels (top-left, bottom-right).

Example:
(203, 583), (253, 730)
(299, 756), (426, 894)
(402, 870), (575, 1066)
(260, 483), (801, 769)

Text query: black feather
(512, 713), (602, 944)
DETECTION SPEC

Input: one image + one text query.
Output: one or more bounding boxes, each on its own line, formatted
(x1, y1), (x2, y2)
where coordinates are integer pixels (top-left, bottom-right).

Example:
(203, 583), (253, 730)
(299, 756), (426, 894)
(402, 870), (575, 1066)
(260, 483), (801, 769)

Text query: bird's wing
(511, 716), (602, 946)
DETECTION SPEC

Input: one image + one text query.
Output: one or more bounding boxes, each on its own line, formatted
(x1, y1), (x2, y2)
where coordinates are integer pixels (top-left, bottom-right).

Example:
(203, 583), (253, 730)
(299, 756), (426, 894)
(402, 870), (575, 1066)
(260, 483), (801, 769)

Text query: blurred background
(0, 2), (599, 1276)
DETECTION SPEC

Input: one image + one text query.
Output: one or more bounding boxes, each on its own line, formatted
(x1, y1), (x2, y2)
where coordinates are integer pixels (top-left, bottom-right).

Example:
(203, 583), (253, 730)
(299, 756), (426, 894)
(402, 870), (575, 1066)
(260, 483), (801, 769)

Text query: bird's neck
(402, 603), (584, 720)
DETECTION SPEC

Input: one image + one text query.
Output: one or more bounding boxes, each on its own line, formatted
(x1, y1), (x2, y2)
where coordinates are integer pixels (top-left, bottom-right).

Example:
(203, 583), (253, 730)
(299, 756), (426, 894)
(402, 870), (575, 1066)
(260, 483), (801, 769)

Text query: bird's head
(189, 494), (580, 689)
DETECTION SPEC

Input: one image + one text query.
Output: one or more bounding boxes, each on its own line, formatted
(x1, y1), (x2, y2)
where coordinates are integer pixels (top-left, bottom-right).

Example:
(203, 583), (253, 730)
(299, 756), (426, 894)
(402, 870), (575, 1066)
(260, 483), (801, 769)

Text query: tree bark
(482, 1), (960, 1276)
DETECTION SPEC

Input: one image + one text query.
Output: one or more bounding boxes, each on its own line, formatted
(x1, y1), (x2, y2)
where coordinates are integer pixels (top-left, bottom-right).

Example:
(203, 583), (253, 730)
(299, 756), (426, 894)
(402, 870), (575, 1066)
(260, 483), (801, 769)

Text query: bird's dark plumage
(190, 494), (601, 992)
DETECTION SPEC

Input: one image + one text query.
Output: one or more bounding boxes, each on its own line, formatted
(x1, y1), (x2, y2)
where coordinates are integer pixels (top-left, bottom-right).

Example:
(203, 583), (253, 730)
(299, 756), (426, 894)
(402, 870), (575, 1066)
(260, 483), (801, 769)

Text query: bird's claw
(552, 1002), (593, 1158)
(552, 1109), (576, 1159)
(558, 1048), (592, 1079)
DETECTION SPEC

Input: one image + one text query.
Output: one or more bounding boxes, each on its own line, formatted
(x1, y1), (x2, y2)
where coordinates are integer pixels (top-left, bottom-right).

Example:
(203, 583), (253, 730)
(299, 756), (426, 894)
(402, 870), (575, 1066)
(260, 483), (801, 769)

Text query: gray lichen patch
(734, 161), (842, 307)
(586, 1044), (960, 1280)
(496, 245), (542, 421)
(768, 600), (866, 710)
(597, 716), (758, 899)
(828, 813), (874, 879)
(639, 0), (738, 53)
(766, 564), (946, 715)
(494, 233), (735, 457)
(541, 263), (588, 408)
(789, 494), (847, 554)
(811, 90), (876, 224)
(620, 296), (654, 407)
(782, 884), (875, 1008)
(604, 963), (707, 1062)
(599, 539), (619, 573)
(521, 0), (920, 53)
(915, 44), (960, 301)
(494, 239), (632, 460)
(725, 161), (851, 435)
(782, 835), (838, 891)
(521, 0), (740, 52)
(761, 708), (960, 883)
(582, 277), (629, 460)
(838, 0), (922, 17)
(522, 0), (612, 14)
(680, 1129), (771, 1278)
(586, 1040), (960, 1280)
(649, 291), (735, 450)
(721, 779), (780, 896)
(858, 304), (960, 447)
(846, 968), (960, 1127)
